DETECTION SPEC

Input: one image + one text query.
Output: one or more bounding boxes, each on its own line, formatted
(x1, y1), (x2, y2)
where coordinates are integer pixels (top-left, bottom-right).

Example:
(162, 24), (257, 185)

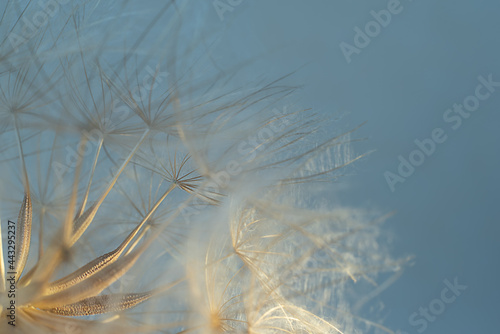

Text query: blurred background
(204, 1), (499, 333)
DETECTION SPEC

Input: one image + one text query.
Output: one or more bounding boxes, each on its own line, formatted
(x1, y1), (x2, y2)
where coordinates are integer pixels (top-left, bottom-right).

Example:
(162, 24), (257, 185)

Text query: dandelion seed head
(0, 1), (407, 333)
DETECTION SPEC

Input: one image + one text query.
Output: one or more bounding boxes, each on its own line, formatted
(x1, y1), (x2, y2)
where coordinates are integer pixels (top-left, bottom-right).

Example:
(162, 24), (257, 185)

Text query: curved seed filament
(70, 129), (149, 246)
(14, 193), (32, 281)
(46, 292), (152, 316)
(46, 184), (175, 295)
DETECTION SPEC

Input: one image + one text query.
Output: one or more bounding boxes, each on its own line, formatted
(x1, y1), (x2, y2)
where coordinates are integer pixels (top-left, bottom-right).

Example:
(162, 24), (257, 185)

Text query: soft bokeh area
(208, 1), (499, 333)
(0, 1), (497, 333)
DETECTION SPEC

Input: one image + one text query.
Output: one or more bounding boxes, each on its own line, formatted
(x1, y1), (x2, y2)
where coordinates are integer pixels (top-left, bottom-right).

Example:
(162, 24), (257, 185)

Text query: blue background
(207, 1), (500, 333)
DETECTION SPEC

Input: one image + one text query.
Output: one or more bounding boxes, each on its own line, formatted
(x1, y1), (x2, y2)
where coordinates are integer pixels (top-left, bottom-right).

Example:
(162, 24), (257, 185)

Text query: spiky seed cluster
(0, 1), (405, 333)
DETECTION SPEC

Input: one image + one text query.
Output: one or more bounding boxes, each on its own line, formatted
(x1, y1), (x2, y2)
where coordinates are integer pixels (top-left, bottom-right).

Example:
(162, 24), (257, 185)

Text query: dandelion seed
(0, 1), (407, 333)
